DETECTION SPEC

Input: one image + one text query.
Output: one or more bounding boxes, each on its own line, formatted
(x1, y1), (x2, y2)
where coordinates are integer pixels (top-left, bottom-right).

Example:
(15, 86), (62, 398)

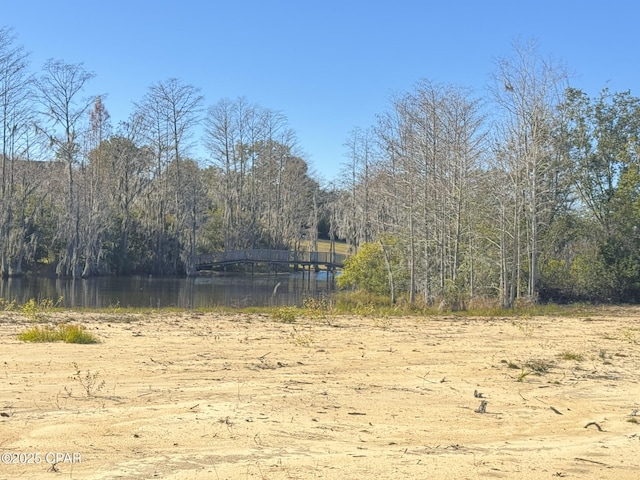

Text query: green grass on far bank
(224, 292), (598, 320)
(304, 239), (350, 256)
(1, 291), (600, 321)
(330, 291), (597, 318)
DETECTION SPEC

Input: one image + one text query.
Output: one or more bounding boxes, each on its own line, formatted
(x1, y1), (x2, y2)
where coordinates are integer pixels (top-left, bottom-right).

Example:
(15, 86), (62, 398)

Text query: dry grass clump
(558, 350), (584, 361)
(17, 324), (99, 344)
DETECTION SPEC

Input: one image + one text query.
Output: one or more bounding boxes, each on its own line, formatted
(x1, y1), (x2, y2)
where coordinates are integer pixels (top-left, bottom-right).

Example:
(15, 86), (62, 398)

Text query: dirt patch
(1, 308), (640, 479)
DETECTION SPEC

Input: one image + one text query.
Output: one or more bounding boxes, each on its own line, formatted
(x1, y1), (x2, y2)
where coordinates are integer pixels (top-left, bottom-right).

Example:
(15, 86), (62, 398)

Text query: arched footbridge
(195, 249), (348, 271)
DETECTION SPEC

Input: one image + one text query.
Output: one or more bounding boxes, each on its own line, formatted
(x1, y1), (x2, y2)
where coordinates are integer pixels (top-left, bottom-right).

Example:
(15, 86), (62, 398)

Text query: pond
(0, 271), (338, 309)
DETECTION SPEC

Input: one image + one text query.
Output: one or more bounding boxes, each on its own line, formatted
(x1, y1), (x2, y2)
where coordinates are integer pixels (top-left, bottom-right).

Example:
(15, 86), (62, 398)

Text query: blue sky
(3, 1), (639, 182)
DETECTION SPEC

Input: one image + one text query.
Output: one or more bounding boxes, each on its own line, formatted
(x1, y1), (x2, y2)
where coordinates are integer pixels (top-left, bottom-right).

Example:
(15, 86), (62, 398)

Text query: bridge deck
(196, 249), (347, 271)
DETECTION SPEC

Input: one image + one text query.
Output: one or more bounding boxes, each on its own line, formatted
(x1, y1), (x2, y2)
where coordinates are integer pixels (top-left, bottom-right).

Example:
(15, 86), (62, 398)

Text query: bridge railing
(196, 249), (347, 267)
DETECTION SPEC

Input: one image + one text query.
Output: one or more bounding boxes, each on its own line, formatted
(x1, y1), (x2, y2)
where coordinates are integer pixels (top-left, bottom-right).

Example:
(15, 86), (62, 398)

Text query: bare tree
(167, 157), (206, 275)
(79, 96), (112, 276)
(204, 98), (315, 252)
(341, 127), (377, 251)
(203, 97), (262, 250)
(153, 78), (203, 209)
(134, 78), (203, 273)
(0, 27), (34, 277)
(86, 116), (152, 274)
(34, 59), (95, 277)
(490, 39), (568, 305)
(339, 80), (486, 306)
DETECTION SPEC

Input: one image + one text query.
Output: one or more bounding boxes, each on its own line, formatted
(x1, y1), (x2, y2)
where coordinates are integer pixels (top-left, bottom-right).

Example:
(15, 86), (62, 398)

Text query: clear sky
(2, 1), (638, 182)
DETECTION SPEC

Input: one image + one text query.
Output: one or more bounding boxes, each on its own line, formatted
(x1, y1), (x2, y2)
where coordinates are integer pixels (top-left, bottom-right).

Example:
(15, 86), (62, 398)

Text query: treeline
(2, 27), (640, 305)
(334, 42), (640, 306)
(0, 27), (322, 278)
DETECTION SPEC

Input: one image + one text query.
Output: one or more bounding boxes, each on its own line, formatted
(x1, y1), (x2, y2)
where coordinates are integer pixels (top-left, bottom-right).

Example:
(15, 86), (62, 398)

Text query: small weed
(620, 328), (638, 344)
(627, 417), (639, 424)
(559, 351), (584, 361)
(523, 358), (554, 374)
(302, 295), (334, 325)
(517, 369), (532, 382)
(20, 297), (63, 320)
(271, 306), (298, 324)
(0, 298), (16, 311)
(55, 390), (69, 409)
(373, 316), (392, 329)
(255, 353), (275, 370)
(70, 362), (105, 397)
(107, 301), (122, 313)
(501, 359), (520, 369)
(17, 324), (99, 344)
(598, 349), (613, 364)
(289, 326), (314, 347)
(511, 320), (535, 337)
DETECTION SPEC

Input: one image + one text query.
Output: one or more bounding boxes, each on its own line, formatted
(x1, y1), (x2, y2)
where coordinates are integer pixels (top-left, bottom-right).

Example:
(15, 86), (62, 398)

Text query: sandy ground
(1, 307), (640, 479)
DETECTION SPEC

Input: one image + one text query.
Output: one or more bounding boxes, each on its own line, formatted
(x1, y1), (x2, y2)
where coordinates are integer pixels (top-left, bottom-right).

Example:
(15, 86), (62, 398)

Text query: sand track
(1, 308), (640, 479)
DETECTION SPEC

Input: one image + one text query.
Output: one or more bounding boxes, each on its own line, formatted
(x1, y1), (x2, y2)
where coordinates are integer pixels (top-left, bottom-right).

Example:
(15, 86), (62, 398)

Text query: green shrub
(338, 242), (388, 295)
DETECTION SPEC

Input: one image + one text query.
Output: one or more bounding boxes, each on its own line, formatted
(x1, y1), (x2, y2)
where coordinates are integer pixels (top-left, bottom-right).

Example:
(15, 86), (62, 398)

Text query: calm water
(0, 272), (337, 309)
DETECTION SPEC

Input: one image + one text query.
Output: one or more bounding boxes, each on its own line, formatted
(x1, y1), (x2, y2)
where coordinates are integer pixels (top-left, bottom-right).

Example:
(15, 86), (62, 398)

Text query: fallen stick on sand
(584, 421), (604, 431)
(574, 457), (610, 467)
